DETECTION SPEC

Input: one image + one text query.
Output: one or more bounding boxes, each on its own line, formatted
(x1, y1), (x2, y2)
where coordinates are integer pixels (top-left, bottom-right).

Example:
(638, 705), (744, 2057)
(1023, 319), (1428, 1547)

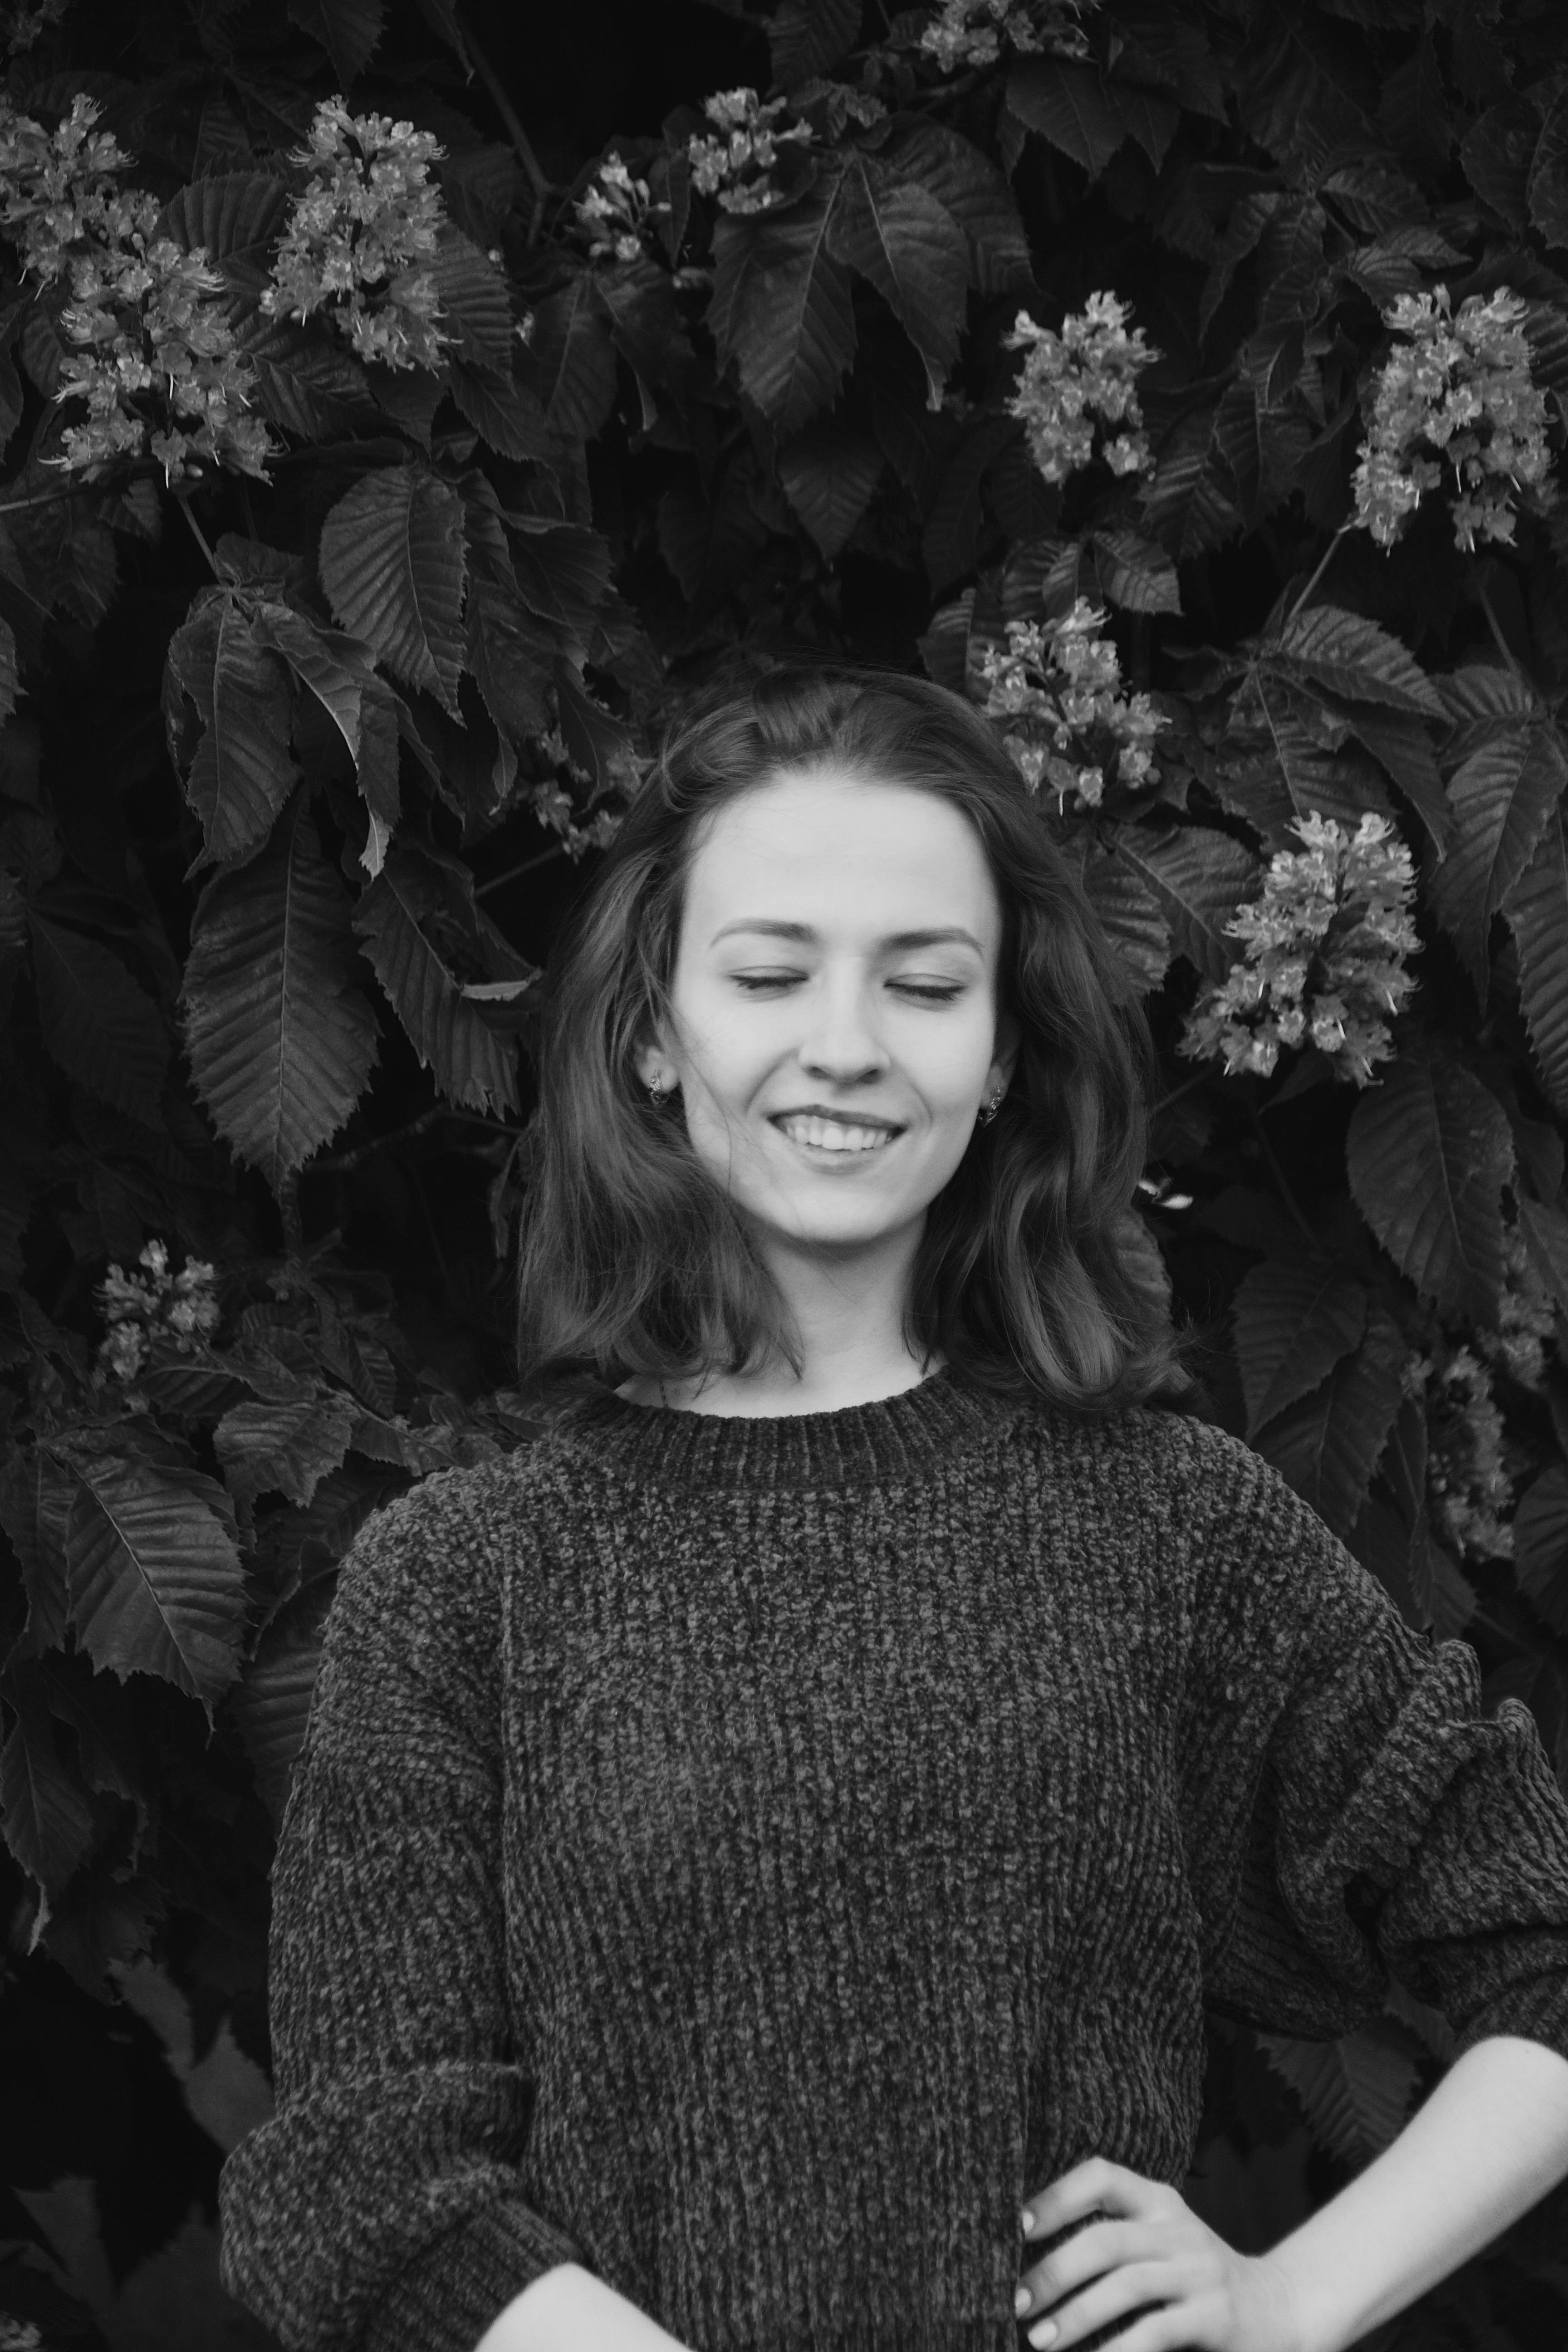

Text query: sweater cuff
(361, 2197), (586, 2352)
(1451, 1971), (1568, 2070)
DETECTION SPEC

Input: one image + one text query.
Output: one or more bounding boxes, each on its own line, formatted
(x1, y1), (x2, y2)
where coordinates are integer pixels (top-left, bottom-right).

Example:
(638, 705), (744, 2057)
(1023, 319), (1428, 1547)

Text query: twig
(454, 8), (552, 223)
(278, 1170), (304, 1258)
(475, 840), (568, 897)
(309, 1105), (522, 1173)
(1284, 523), (1352, 625)
(177, 495), (219, 578)
(1150, 1070), (1211, 1118)
(1474, 566), (1529, 684)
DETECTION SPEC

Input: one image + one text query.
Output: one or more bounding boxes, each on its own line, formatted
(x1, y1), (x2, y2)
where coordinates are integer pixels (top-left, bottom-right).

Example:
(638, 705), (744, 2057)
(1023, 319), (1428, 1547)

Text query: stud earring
(977, 1091), (1004, 1126)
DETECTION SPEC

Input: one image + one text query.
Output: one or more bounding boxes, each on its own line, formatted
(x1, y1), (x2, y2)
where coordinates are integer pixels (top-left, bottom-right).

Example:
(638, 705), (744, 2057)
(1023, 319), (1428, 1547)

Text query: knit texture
(218, 1368), (1568, 2352)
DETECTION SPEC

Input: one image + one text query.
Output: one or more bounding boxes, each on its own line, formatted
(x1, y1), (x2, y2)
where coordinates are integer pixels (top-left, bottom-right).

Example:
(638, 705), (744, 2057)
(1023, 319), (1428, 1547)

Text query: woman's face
(637, 766), (1018, 1261)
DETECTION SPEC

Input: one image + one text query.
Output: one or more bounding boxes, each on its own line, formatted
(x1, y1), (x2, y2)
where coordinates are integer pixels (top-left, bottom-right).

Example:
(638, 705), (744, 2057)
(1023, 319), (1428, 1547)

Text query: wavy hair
(512, 664), (1192, 1413)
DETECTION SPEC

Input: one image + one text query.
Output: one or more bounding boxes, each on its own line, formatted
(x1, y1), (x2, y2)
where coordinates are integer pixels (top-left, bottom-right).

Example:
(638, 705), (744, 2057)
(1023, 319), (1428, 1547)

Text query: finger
(1017, 2220), (1165, 2320)
(1032, 2299), (1208, 2352)
(1023, 2158), (1178, 2239)
(1022, 2261), (1184, 2351)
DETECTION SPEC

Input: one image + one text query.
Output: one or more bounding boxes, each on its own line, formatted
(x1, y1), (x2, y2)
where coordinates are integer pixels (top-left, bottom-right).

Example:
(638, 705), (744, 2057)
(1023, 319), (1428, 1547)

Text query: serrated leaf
(214, 1392), (356, 1507)
(180, 599), (300, 865)
(249, 605), (374, 764)
(1430, 720), (1566, 995)
(430, 225), (513, 371)
(1336, 702), (1450, 852)
(1346, 1054), (1513, 1323)
(1514, 1468), (1568, 1636)
(1254, 1304), (1408, 1538)
(157, 172), (289, 304)
(27, 915), (169, 1128)
(182, 796), (379, 1191)
(1114, 826), (1259, 982)
(1527, 83), (1568, 250)
(318, 466), (466, 713)
(462, 511), (553, 744)
(286, 0), (384, 84)
(1080, 844), (1170, 994)
(1139, 404), (1244, 564)
(1518, 1197), (1568, 1316)
(709, 191), (857, 436)
(0, 612), (17, 722)
(1007, 59), (1127, 178)
(1259, 2022), (1422, 2166)
(353, 848), (521, 1115)
(1506, 805), (1568, 1117)
(769, 0), (861, 86)
(356, 675), (401, 877)
(880, 122), (1031, 293)
(447, 358), (552, 461)
(64, 1455), (246, 1704)
(529, 274), (617, 441)
(1092, 528), (1181, 614)
(828, 154), (971, 405)
(778, 423), (883, 559)
(237, 317), (380, 438)
(922, 415), (1019, 593)
(1275, 605), (1444, 717)
(230, 1581), (333, 1820)
(1460, 98), (1539, 229)
(1233, 1258), (1367, 1438)
(0, 1447), (74, 1652)
(0, 1668), (95, 1895)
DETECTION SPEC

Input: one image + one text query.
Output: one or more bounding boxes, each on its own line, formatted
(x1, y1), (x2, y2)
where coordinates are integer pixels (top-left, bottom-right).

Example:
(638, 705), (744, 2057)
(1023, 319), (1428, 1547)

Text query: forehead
(685, 766), (1000, 934)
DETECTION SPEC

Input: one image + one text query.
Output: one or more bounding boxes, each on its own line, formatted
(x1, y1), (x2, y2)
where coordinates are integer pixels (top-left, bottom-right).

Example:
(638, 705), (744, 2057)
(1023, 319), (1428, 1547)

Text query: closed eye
(732, 977), (963, 1002)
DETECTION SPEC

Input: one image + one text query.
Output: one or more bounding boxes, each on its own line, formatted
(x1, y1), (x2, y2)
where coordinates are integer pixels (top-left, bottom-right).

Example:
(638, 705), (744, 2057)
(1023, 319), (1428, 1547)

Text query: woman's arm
(474, 2264), (691, 2352)
(1263, 2032), (1568, 2352)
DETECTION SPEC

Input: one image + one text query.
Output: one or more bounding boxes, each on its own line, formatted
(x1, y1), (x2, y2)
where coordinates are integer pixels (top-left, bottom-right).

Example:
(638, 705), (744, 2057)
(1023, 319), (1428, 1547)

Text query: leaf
(1139, 404), (1245, 564)
(708, 189), (857, 436)
(1114, 82), (1180, 172)
(1259, 2021), (1423, 2166)
(1007, 59), (1128, 178)
(182, 797), (379, 1191)
(356, 675), (402, 877)
(318, 466), (467, 713)
(230, 1582), (334, 1821)
(1080, 845), (1170, 994)
(1254, 1304), (1408, 1539)
(238, 317), (380, 438)
(1336, 702), (1450, 852)
(214, 1393), (356, 1507)
(1430, 720), (1566, 995)
(1233, 1258), (1368, 1438)
(922, 416), (1019, 593)
(1526, 83), (1568, 251)
(353, 848), (522, 1116)
(1275, 606), (1444, 717)
(1506, 806), (1568, 1117)
(0, 1668), (95, 1896)
(248, 605), (373, 764)
(462, 504), (553, 743)
(27, 915), (169, 1129)
(156, 172), (290, 300)
(64, 1455), (247, 1704)
(179, 599), (300, 865)
(1460, 98), (1541, 230)
(529, 273), (617, 440)
(430, 226), (514, 371)
(1514, 1468), (1568, 1636)
(447, 358), (552, 461)
(768, 0), (861, 88)
(778, 422), (883, 559)
(1092, 528), (1181, 614)
(1114, 826), (1259, 983)
(286, 0), (384, 84)
(0, 1446), (74, 1652)
(1346, 1054), (1514, 1323)
(879, 123), (1032, 294)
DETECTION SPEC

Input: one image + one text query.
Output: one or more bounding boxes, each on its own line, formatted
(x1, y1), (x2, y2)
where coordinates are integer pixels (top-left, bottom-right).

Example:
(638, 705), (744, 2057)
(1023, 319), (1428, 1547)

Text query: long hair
(512, 665), (1192, 1413)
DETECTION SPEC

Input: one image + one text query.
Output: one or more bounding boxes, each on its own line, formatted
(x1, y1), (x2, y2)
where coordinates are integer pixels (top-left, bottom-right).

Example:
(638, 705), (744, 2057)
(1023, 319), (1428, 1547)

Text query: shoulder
(1006, 1396), (1269, 1505)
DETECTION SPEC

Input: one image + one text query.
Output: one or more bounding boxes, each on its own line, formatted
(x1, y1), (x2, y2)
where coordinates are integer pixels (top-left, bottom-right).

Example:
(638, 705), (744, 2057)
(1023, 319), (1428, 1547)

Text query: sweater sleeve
(1180, 1430), (1568, 2063)
(217, 1469), (586, 2352)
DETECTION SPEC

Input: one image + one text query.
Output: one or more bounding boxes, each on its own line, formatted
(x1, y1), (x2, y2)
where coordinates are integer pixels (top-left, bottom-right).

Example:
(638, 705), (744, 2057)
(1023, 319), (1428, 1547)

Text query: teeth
(777, 1116), (896, 1153)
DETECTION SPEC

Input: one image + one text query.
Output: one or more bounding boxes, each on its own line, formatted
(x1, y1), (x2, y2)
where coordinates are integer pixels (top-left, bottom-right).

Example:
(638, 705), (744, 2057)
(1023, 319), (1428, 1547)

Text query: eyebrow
(709, 919), (984, 955)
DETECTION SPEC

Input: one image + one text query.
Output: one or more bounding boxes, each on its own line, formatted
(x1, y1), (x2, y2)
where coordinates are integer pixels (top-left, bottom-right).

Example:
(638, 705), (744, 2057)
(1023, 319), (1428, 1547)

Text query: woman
(220, 670), (1568, 2352)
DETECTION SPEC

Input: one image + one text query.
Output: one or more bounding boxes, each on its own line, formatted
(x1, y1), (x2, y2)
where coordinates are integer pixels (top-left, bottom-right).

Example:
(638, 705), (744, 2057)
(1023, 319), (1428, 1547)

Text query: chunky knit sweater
(219, 1368), (1568, 2352)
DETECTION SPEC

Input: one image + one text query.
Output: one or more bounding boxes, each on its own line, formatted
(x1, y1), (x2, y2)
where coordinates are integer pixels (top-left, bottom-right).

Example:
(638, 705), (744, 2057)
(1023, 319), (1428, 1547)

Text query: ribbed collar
(557, 1364), (1016, 1494)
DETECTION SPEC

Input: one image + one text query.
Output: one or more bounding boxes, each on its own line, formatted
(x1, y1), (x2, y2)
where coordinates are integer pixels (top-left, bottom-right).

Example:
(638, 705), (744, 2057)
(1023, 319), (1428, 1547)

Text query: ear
(634, 1029), (669, 1090)
(988, 1005), (1021, 1096)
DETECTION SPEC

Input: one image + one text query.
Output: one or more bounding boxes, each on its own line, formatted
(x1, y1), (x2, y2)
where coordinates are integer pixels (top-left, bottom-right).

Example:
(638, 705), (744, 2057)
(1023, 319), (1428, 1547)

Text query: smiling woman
(506, 665), (1188, 1416)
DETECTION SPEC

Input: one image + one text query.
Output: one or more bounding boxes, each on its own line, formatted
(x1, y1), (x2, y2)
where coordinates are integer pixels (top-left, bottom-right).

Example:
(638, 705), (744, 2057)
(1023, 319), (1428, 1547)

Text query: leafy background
(3, 0), (1568, 2344)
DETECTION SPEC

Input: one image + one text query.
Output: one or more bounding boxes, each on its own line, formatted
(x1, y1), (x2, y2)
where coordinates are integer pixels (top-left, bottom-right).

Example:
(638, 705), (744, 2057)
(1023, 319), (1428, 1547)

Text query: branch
(177, 495), (218, 578)
(1285, 522), (1352, 625)
(474, 839), (568, 897)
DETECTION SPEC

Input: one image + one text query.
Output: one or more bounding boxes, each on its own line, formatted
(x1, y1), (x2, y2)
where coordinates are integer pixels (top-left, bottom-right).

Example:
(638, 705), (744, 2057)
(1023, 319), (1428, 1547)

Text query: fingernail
(1013, 2287), (1030, 2315)
(1019, 2206), (1033, 2234)
(1028, 2324), (1057, 2349)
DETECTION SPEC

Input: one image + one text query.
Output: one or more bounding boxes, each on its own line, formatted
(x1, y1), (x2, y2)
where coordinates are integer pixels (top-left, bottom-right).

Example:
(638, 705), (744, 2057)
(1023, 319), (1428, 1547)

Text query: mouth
(769, 1112), (905, 1159)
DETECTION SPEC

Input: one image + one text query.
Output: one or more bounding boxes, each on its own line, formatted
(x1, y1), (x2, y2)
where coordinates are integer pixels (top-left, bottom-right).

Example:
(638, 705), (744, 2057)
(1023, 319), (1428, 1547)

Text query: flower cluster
(686, 89), (815, 215)
(977, 600), (1164, 808)
(1476, 1225), (1557, 1392)
(262, 98), (448, 371)
(1352, 285), (1558, 555)
(5, 0), (69, 55)
(573, 152), (670, 264)
(917, 0), (1095, 72)
(1181, 813), (1419, 1085)
(1004, 294), (1157, 487)
(0, 94), (269, 483)
(96, 1239), (220, 1386)
(1411, 1347), (1514, 1560)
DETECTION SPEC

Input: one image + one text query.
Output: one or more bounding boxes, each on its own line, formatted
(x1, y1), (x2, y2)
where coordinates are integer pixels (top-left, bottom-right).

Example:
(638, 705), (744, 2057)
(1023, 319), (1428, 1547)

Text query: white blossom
(917, 0), (1095, 72)
(96, 1238), (220, 1385)
(573, 152), (670, 264)
(977, 600), (1165, 809)
(686, 88), (815, 216)
(1004, 293), (1157, 487)
(262, 98), (448, 371)
(1410, 1346), (1515, 1560)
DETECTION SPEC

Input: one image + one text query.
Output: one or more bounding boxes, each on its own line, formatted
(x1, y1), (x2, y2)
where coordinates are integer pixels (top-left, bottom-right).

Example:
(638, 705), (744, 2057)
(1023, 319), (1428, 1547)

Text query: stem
(454, 9), (551, 216)
(278, 1171), (303, 1259)
(177, 495), (218, 578)
(309, 1106), (517, 1174)
(1285, 524), (1351, 625)
(1252, 1111), (1316, 1248)
(474, 840), (568, 897)
(1149, 1070), (1211, 1117)
(1474, 565), (1528, 683)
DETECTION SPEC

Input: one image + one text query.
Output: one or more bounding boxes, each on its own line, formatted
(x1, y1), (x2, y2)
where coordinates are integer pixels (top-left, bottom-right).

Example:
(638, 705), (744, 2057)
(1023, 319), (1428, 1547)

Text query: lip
(768, 1108), (906, 1134)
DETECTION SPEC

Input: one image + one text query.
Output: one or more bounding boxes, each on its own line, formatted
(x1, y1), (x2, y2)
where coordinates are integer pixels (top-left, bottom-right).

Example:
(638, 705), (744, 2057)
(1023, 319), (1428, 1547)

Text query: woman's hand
(1014, 2158), (1301, 2352)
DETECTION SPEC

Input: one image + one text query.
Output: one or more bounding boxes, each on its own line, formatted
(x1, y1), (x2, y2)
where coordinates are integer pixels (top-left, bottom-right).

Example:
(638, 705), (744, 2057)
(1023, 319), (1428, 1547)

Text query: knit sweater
(218, 1368), (1568, 2352)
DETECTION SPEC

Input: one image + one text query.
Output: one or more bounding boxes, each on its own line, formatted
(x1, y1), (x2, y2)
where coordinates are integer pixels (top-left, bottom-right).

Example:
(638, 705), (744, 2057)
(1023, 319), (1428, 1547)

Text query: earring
(647, 1078), (671, 1104)
(977, 1090), (1004, 1126)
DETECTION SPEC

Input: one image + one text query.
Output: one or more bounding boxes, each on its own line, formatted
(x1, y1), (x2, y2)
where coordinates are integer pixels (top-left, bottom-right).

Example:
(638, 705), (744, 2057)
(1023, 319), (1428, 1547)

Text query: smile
(771, 1115), (902, 1156)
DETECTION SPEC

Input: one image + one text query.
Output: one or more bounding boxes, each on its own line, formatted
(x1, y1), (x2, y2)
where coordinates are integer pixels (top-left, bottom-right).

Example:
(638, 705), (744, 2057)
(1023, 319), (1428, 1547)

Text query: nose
(798, 969), (891, 1087)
